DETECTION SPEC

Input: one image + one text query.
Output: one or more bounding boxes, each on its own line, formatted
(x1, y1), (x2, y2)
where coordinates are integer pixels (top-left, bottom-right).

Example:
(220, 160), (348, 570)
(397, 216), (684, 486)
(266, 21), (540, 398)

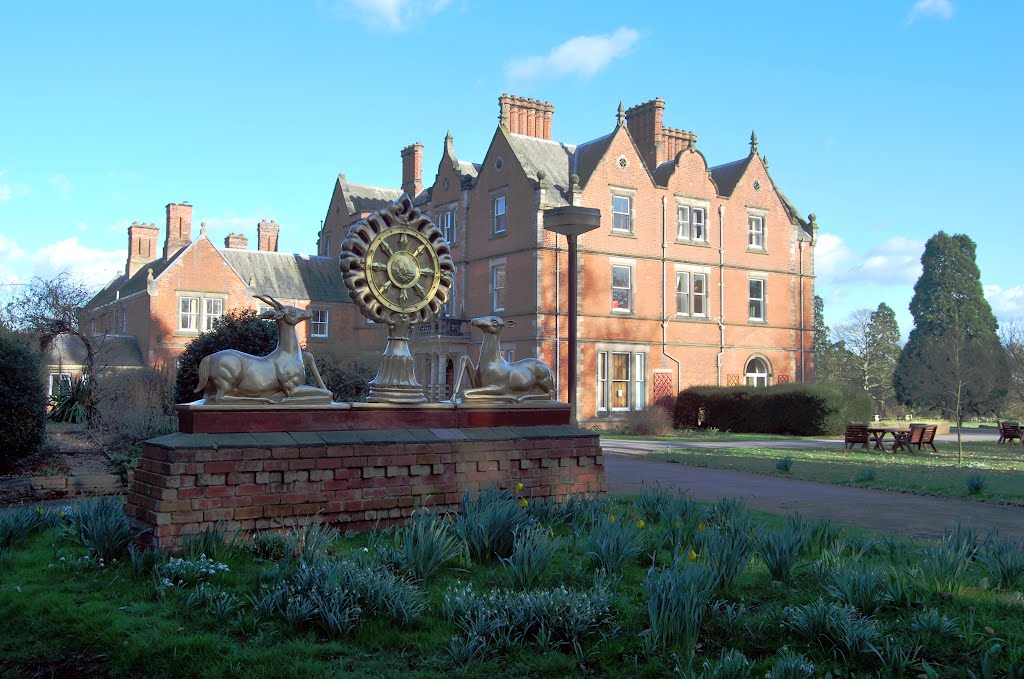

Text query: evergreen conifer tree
(894, 232), (1007, 461)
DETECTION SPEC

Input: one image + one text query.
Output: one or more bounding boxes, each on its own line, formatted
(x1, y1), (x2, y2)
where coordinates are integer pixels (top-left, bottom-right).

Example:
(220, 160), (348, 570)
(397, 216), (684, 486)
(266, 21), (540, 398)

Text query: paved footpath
(604, 452), (1024, 541)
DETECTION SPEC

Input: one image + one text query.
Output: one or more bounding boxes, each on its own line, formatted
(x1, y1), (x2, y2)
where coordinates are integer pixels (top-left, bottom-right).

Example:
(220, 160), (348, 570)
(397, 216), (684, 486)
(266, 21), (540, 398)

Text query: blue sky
(1, 0), (1020, 336)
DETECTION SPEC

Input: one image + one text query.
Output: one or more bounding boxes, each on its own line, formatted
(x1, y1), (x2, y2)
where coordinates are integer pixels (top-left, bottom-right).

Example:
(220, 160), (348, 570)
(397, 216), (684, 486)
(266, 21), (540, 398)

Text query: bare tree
(2, 272), (98, 398)
(999, 319), (1024, 415)
(831, 304), (901, 415)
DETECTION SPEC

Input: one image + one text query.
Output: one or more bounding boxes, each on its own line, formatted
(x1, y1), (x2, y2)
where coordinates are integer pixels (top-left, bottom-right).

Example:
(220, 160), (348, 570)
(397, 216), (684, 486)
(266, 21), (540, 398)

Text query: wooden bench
(903, 423), (938, 453)
(844, 422), (869, 450)
(998, 420), (1022, 445)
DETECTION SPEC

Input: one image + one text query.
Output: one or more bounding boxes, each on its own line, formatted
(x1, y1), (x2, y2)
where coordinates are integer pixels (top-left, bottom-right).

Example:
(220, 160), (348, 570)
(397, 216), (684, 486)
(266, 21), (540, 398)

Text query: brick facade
(318, 94), (818, 422)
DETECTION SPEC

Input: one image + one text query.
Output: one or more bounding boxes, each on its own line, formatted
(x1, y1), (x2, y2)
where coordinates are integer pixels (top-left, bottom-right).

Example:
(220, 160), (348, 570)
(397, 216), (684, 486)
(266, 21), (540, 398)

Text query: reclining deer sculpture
(449, 316), (554, 402)
(193, 295), (333, 405)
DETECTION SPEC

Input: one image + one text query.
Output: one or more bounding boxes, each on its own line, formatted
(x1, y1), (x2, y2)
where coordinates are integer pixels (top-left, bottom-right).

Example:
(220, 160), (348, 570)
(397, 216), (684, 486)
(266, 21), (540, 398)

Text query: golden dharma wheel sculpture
(340, 195), (454, 403)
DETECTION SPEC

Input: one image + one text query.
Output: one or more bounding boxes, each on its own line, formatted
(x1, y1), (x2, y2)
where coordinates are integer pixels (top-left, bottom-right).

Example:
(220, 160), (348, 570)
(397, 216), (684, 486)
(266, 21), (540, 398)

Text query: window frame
(692, 273), (708, 317)
(178, 296), (200, 332)
(675, 271), (690, 316)
(675, 199), (709, 243)
(747, 213), (766, 250)
(596, 347), (647, 414)
(202, 298), (224, 332)
(49, 372), (71, 398)
(612, 194), (632, 233)
(310, 308), (329, 338)
(492, 195), (507, 235)
(611, 263), (633, 313)
(744, 356), (771, 387)
(490, 260), (507, 312)
(748, 277), (766, 322)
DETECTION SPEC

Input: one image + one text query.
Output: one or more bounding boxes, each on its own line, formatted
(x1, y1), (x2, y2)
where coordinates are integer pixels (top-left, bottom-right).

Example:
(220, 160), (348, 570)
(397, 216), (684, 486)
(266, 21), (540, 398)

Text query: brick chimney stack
(401, 143), (424, 197)
(498, 94), (554, 140)
(625, 98), (696, 168)
(225, 233), (249, 249)
(257, 219), (279, 252)
(125, 222), (159, 277)
(163, 202), (193, 260)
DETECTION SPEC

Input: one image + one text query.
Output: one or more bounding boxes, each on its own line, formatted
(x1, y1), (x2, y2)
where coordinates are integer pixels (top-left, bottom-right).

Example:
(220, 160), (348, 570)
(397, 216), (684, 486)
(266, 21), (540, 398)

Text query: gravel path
(604, 452), (1024, 541)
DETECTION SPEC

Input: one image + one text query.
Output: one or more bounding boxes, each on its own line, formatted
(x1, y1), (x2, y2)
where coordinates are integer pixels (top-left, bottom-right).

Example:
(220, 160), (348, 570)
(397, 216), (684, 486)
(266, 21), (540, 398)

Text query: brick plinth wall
(128, 425), (604, 550)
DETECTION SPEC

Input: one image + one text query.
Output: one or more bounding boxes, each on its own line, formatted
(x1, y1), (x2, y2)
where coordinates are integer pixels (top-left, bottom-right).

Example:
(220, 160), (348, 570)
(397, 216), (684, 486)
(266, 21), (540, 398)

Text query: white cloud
(324, 0), (451, 31)
(30, 237), (123, 288)
(0, 182), (31, 202)
(0, 234), (28, 283)
(507, 28), (640, 80)
(908, 0), (953, 24)
(817, 233), (924, 286)
(49, 173), (73, 200)
(985, 284), (1024, 318)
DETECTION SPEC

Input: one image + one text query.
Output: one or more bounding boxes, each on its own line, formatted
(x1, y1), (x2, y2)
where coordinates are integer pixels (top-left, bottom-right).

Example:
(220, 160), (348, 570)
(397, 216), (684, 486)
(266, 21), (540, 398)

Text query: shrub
(47, 376), (90, 424)
(92, 368), (173, 450)
(67, 496), (134, 562)
(672, 383), (873, 435)
(173, 309), (278, 404)
(502, 527), (559, 590)
(0, 506), (58, 550)
(977, 533), (1024, 590)
(0, 332), (47, 466)
(758, 526), (804, 583)
(403, 505), (463, 582)
(776, 456), (793, 473)
(965, 474), (987, 495)
(456, 486), (535, 563)
(624, 406), (673, 436)
(765, 648), (815, 679)
(856, 467), (877, 483)
(585, 515), (644, 573)
(305, 343), (377, 402)
(643, 561), (715, 655)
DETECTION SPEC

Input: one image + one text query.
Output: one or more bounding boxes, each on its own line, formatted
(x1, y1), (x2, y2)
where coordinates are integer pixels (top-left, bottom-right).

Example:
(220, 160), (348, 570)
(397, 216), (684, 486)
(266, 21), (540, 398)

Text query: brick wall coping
(147, 425), (597, 450)
(176, 402), (572, 434)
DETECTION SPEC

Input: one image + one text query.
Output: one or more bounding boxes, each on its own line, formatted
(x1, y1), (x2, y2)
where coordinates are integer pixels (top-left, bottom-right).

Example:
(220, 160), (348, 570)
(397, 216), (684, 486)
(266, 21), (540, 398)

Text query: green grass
(651, 441), (1024, 505)
(2, 494), (1024, 678)
(604, 429), (809, 442)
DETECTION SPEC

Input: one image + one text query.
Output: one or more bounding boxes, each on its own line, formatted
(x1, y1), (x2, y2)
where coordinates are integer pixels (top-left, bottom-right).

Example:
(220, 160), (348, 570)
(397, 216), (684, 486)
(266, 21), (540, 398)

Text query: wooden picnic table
(867, 426), (911, 452)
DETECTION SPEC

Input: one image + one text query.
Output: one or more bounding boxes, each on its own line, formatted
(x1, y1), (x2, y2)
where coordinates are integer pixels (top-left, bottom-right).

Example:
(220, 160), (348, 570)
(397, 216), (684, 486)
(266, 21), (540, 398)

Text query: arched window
(744, 356), (771, 387)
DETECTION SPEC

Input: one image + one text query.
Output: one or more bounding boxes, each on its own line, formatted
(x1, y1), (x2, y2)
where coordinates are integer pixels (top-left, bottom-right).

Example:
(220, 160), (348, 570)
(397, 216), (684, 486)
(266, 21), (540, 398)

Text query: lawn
(2, 491), (1023, 678)
(648, 441), (1024, 506)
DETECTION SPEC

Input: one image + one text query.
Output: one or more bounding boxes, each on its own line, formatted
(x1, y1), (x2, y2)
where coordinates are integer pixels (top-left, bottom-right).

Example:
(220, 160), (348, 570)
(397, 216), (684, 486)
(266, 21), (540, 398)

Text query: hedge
(673, 383), (873, 436)
(0, 332), (47, 465)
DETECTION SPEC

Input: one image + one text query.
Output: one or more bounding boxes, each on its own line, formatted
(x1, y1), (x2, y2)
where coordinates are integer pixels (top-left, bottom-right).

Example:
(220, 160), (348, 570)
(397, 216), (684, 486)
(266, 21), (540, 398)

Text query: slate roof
(44, 333), (145, 369)
(344, 182), (402, 214)
(83, 252), (180, 310)
(571, 131), (615, 188)
(708, 157), (751, 197)
(505, 132), (576, 206)
(457, 160), (480, 180)
(219, 250), (351, 303)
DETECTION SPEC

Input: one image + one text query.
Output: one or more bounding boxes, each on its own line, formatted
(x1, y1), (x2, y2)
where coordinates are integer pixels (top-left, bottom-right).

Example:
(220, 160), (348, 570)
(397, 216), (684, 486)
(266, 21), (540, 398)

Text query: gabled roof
(219, 250), (351, 303)
(708, 157), (752, 197)
(505, 132), (576, 206)
(572, 131), (615, 188)
(44, 333), (145, 369)
(344, 181), (402, 214)
(83, 251), (180, 311)
(457, 160), (480, 180)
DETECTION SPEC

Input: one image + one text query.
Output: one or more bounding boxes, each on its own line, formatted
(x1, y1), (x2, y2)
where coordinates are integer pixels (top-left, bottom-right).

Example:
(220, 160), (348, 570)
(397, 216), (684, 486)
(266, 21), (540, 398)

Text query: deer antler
(254, 294), (282, 310)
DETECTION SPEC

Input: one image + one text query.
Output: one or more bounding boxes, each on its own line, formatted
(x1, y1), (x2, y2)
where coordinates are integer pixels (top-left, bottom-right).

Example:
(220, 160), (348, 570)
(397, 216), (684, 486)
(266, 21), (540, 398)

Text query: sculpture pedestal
(130, 404), (604, 550)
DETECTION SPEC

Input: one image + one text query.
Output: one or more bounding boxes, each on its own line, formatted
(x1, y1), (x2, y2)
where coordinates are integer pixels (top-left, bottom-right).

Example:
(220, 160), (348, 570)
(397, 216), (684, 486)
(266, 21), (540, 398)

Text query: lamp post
(543, 205), (601, 423)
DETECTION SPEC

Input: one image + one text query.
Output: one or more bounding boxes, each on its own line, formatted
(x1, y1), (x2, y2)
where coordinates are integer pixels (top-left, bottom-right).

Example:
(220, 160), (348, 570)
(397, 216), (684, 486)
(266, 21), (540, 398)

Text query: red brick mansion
(82, 93), (817, 424)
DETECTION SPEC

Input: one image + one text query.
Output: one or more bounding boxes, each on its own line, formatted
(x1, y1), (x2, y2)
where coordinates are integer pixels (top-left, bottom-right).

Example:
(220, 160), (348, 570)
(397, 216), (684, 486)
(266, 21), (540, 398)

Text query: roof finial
(687, 135), (695, 152)
(200, 221), (208, 236)
(445, 129), (453, 143)
(616, 101), (625, 127)
(762, 154), (769, 170)
(750, 130), (758, 154)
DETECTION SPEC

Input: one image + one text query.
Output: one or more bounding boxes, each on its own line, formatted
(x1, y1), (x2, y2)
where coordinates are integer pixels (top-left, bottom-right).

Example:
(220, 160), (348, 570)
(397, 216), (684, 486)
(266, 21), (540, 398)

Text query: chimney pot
(257, 219), (280, 252)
